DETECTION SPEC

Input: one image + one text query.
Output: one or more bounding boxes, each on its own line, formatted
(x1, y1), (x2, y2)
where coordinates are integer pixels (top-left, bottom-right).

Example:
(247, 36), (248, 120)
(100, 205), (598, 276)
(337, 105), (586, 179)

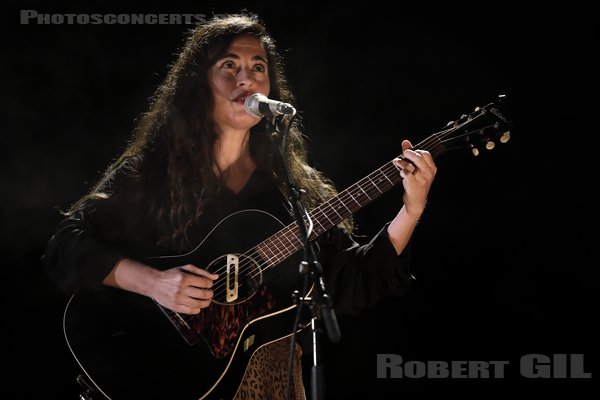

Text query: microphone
(244, 93), (295, 118)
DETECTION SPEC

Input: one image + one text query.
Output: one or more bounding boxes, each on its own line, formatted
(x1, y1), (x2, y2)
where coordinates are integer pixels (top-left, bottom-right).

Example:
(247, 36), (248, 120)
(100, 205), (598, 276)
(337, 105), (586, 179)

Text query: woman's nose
(236, 67), (253, 87)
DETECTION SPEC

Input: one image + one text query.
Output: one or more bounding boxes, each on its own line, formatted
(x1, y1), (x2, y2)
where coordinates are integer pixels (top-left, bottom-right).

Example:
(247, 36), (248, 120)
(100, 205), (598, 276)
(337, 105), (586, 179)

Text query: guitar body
(64, 210), (307, 400)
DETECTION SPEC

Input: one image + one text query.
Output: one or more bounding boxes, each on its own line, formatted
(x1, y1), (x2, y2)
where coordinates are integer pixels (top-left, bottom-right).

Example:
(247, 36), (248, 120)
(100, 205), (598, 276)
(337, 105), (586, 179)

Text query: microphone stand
(266, 115), (341, 400)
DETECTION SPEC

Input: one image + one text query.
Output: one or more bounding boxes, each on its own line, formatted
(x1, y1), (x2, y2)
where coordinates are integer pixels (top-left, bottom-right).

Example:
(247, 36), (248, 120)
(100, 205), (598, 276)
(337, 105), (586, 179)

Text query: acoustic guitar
(64, 98), (513, 399)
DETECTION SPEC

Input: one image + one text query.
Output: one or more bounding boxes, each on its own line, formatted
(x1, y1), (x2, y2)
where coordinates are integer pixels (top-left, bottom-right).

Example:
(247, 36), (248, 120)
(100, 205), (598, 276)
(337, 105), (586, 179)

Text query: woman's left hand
(393, 139), (437, 217)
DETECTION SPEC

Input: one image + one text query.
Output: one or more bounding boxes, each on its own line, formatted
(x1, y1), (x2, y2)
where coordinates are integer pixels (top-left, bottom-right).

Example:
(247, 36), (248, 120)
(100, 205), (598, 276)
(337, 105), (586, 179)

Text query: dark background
(3, 0), (598, 398)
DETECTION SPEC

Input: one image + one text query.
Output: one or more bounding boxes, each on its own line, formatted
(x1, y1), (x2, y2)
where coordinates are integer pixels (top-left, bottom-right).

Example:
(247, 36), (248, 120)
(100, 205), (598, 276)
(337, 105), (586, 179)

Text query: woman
(43, 13), (436, 400)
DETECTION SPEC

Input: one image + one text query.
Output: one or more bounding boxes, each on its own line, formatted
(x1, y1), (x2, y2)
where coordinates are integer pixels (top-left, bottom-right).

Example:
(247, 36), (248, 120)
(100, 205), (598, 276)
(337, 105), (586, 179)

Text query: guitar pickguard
(191, 284), (275, 358)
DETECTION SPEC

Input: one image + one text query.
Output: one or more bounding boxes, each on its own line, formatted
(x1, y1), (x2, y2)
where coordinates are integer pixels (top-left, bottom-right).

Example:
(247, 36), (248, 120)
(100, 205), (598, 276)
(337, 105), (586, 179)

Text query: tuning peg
(474, 106), (481, 112)
(446, 120), (455, 126)
(500, 131), (511, 143)
(471, 145), (480, 156)
(485, 140), (495, 150)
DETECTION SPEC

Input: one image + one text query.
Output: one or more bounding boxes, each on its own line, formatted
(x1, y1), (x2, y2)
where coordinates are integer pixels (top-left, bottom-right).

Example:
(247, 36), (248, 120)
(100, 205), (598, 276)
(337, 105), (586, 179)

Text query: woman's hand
(151, 264), (219, 314)
(386, 139), (437, 254)
(393, 139), (437, 218)
(104, 258), (219, 314)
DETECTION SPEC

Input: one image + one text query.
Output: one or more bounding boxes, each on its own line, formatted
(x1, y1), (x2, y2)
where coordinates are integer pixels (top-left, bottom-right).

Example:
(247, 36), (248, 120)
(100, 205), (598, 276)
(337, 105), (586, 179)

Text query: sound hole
(207, 253), (263, 305)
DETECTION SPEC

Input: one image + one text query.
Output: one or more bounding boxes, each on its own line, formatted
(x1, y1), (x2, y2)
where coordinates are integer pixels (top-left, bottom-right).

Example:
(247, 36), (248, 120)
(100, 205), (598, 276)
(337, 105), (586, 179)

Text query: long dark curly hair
(68, 13), (348, 246)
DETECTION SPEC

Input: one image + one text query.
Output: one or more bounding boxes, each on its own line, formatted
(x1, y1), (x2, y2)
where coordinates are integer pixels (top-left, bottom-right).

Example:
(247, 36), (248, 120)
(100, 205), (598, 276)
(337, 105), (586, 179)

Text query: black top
(42, 168), (413, 316)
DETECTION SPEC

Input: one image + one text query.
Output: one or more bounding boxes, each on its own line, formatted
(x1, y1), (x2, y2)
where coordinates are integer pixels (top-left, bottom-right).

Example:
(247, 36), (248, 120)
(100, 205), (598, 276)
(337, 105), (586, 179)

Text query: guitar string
(208, 120), (501, 300)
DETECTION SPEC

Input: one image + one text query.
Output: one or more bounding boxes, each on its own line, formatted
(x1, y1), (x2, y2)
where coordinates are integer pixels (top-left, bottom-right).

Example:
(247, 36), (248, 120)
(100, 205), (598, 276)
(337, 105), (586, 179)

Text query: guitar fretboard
(255, 135), (447, 267)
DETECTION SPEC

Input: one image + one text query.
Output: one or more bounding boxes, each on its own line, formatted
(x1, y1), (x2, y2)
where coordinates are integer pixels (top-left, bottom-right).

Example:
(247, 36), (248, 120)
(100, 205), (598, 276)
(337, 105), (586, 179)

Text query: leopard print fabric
(233, 337), (306, 400)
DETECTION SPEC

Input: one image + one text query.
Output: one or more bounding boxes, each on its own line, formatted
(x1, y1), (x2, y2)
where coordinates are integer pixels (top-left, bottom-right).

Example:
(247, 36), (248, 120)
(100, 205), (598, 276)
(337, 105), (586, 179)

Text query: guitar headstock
(420, 94), (514, 158)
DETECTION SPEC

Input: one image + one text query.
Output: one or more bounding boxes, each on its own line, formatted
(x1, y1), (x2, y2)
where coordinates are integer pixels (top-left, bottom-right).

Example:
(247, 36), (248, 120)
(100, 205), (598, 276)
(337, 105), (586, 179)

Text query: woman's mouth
(232, 91), (253, 106)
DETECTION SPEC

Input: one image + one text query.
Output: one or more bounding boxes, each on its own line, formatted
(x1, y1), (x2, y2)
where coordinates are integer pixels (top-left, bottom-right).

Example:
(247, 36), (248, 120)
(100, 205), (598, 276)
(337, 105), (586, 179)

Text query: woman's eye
(222, 61), (235, 68)
(253, 64), (266, 72)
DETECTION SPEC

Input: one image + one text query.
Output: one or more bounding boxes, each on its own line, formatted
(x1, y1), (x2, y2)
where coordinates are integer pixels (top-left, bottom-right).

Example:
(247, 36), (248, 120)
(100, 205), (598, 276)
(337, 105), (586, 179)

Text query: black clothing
(42, 168), (412, 316)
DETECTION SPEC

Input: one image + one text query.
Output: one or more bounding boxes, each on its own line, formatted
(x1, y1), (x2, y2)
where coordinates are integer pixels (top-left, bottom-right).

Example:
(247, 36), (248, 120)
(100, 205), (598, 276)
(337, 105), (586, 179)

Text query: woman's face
(209, 35), (271, 133)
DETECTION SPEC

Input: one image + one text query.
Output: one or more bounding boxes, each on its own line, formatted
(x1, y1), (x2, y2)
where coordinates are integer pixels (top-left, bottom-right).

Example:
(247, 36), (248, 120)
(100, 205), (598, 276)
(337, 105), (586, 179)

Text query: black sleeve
(319, 222), (413, 316)
(41, 161), (139, 296)
(41, 204), (126, 296)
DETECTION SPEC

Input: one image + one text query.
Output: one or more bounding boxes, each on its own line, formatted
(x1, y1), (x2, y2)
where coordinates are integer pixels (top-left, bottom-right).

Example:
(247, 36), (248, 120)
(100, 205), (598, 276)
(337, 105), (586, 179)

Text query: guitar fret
(334, 197), (353, 215)
(263, 238), (277, 260)
(314, 215), (327, 231)
(358, 185), (372, 200)
(271, 240), (286, 265)
(280, 228), (300, 252)
(381, 168), (394, 185)
(346, 189), (361, 208)
(319, 210), (334, 227)
(290, 226), (304, 248)
(267, 244), (282, 265)
(280, 227), (296, 249)
(331, 200), (350, 220)
(272, 234), (288, 260)
(367, 175), (383, 193)
(328, 203), (343, 220)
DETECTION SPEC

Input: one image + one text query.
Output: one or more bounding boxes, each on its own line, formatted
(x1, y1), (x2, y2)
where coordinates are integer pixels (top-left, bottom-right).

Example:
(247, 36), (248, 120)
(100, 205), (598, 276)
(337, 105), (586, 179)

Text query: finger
(415, 149), (437, 170)
(393, 158), (417, 174)
(399, 168), (415, 180)
(393, 157), (410, 168)
(402, 150), (437, 177)
(400, 150), (427, 172)
(394, 159), (417, 179)
(187, 275), (216, 289)
(185, 286), (214, 300)
(401, 139), (437, 173)
(180, 264), (219, 280)
(178, 294), (213, 310)
(179, 267), (216, 288)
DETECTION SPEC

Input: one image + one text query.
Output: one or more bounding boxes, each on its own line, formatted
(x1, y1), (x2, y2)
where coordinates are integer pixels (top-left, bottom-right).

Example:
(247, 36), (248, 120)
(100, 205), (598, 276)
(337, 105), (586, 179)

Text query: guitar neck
(256, 134), (447, 266)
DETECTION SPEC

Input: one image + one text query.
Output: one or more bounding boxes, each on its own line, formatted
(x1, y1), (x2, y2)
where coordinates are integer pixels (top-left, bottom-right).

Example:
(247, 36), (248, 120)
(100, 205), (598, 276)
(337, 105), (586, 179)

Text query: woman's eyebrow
(219, 53), (269, 64)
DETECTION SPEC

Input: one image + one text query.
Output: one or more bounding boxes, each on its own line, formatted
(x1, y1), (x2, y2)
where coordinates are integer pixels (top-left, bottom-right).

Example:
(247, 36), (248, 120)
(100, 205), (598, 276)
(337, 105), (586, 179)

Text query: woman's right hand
(151, 264), (219, 314)
(103, 258), (218, 315)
